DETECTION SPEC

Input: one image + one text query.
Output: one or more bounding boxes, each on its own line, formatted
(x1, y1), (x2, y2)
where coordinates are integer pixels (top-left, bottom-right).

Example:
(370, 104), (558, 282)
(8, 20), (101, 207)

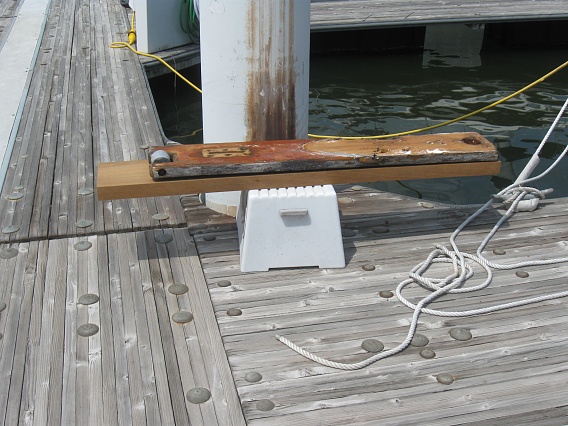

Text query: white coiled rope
(276, 97), (568, 370)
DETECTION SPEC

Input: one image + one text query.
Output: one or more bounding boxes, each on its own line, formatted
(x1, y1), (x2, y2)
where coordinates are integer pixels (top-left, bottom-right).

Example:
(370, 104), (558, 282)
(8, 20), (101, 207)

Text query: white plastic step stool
(237, 185), (346, 272)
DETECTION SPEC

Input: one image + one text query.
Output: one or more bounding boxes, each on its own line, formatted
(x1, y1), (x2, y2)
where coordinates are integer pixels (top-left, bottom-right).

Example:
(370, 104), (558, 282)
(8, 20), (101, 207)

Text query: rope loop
(276, 97), (568, 370)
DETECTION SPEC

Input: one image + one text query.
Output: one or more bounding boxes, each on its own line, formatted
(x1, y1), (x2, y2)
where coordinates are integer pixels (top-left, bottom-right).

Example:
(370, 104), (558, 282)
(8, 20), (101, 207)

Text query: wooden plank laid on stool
(98, 159), (501, 200)
(99, 132), (500, 199)
(148, 132), (498, 179)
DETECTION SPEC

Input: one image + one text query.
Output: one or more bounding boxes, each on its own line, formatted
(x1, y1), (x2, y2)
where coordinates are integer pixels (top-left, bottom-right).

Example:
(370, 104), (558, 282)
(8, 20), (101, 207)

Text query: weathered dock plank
(0, 0), (186, 243)
(0, 231), (244, 425)
(141, 0), (568, 75)
(185, 188), (568, 425)
(0, 0), (25, 45)
(98, 159), (500, 200)
(2, 0), (568, 424)
(310, 0), (568, 31)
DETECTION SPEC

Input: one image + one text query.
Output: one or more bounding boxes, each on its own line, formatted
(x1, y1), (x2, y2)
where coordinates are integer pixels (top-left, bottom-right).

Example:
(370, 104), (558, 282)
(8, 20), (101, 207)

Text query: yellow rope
(112, 13), (567, 140)
(110, 11), (203, 94)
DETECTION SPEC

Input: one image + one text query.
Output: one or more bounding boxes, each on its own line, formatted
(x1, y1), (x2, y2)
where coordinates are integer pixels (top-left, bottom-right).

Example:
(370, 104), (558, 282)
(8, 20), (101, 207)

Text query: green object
(180, 0), (200, 43)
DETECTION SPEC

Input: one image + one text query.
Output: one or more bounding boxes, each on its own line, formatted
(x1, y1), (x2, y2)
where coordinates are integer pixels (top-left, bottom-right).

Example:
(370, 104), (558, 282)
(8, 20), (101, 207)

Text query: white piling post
(199, 0), (310, 216)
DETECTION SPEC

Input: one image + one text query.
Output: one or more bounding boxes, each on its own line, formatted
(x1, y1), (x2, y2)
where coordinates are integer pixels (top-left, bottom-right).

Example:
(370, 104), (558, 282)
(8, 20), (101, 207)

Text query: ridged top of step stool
(250, 185), (336, 199)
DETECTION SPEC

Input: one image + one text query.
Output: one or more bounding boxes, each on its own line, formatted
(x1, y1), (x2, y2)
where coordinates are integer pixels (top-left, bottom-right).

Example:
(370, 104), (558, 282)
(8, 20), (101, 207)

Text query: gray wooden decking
(1, 0), (568, 424)
(310, 0), (568, 31)
(0, 0), (24, 45)
(0, 231), (243, 425)
(0, 0), (186, 243)
(141, 0), (568, 77)
(1, 0), (244, 424)
(184, 188), (568, 424)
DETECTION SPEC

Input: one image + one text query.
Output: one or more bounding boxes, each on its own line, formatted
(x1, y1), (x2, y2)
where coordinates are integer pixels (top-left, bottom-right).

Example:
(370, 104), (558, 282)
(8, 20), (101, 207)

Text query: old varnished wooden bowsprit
(97, 132), (500, 200)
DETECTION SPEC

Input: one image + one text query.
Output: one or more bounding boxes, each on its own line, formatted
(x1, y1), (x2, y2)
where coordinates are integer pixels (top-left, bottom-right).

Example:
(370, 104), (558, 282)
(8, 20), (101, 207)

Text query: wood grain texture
(187, 188), (568, 425)
(148, 133), (498, 179)
(0, 0), (26, 45)
(139, 0), (568, 73)
(0, 232), (245, 425)
(2, 0), (568, 424)
(0, 0), (186, 244)
(310, 0), (568, 31)
(2, 186), (568, 425)
(98, 159), (500, 200)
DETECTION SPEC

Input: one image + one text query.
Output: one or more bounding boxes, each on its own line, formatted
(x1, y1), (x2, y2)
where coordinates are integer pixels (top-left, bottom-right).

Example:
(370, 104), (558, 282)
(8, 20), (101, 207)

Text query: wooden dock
(185, 188), (568, 424)
(310, 0), (568, 31)
(1, 0), (568, 424)
(0, 0), (23, 45)
(141, 0), (568, 77)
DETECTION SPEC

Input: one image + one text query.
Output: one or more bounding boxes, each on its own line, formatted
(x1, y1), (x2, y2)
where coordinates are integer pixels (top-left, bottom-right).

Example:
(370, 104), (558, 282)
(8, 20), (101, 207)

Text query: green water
(152, 48), (568, 205)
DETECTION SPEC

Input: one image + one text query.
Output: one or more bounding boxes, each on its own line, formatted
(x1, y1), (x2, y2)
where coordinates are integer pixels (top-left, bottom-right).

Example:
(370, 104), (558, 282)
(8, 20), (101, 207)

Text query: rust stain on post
(246, 1), (297, 142)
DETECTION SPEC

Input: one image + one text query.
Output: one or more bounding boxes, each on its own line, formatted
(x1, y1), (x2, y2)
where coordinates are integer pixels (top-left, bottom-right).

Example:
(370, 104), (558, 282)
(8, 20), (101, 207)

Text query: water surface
(154, 48), (568, 204)
(309, 49), (568, 204)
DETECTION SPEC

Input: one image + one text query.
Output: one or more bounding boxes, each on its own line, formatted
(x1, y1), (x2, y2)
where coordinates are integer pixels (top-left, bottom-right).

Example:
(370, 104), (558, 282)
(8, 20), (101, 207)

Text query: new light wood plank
(98, 159), (501, 200)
